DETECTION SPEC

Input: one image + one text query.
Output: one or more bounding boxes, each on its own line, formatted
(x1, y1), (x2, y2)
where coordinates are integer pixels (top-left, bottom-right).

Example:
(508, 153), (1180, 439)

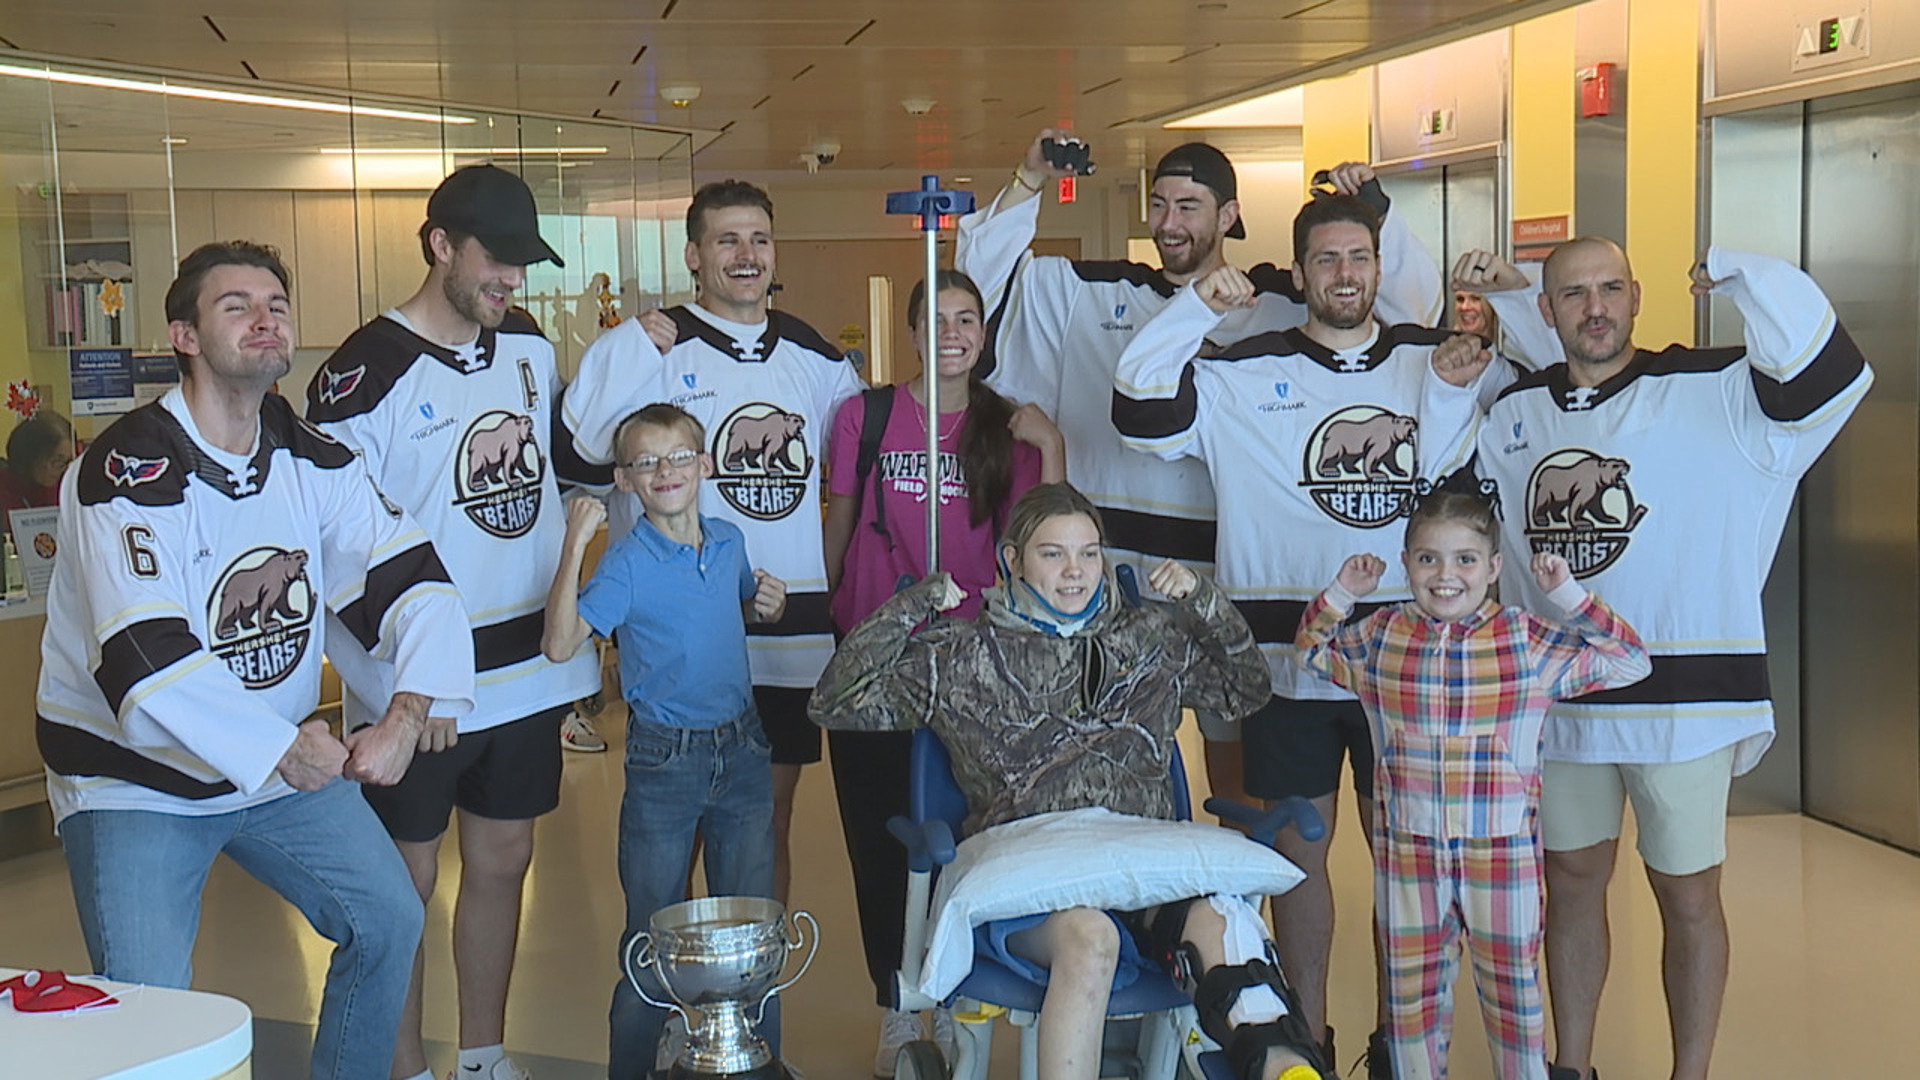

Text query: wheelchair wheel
(893, 1039), (948, 1080)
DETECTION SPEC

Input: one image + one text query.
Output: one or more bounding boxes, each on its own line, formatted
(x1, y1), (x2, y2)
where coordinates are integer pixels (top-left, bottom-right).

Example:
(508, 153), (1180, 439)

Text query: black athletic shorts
(753, 685), (820, 766)
(1240, 695), (1375, 801)
(363, 704), (569, 842)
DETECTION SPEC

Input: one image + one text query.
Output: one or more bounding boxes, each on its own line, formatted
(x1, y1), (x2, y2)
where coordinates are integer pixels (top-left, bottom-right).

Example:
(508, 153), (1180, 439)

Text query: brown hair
(1291, 194), (1381, 267)
(1000, 483), (1107, 556)
(686, 180), (775, 243)
(906, 269), (1015, 528)
(1405, 491), (1499, 553)
(614, 402), (707, 465)
(164, 241), (292, 374)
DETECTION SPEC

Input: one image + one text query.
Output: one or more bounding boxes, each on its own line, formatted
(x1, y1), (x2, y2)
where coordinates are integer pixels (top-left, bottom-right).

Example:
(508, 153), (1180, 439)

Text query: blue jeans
(60, 779), (423, 1080)
(610, 708), (780, 1080)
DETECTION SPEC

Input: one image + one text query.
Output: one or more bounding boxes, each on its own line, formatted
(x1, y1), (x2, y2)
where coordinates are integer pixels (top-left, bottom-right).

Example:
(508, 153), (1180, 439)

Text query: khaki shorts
(1540, 746), (1736, 876)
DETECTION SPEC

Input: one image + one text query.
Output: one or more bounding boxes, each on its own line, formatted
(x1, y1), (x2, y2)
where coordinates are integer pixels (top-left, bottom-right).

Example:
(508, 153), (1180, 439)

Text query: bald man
(1460, 238), (1871, 1080)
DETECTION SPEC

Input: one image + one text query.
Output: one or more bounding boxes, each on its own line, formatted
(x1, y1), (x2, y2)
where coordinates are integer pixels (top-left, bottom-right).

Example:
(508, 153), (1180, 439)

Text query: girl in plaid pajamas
(1294, 493), (1650, 1080)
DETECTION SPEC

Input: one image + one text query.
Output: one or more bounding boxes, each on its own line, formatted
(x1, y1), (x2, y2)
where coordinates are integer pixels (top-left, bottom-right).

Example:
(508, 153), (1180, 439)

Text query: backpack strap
(855, 386), (896, 543)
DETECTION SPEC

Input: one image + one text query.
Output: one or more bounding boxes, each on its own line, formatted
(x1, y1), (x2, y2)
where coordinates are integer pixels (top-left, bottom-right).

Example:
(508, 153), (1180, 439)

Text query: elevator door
(1798, 87), (1920, 850)
(1376, 156), (1502, 320)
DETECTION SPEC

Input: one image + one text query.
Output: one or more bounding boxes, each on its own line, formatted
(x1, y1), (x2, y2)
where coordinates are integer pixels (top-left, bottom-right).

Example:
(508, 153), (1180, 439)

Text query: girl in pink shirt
(822, 269), (1064, 1072)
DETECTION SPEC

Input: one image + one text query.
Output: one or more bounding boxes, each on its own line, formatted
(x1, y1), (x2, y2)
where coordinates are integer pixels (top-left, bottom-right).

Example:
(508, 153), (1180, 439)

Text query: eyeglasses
(620, 448), (700, 473)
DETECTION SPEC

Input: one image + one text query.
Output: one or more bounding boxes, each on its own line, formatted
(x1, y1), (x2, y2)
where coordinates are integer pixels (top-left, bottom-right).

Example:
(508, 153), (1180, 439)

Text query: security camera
(806, 140), (842, 169)
(814, 152), (837, 167)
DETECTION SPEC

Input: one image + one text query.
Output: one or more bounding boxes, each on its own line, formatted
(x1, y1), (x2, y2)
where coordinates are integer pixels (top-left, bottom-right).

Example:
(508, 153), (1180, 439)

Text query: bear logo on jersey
(1298, 405), (1419, 528)
(453, 410), (544, 538)
(712, 402), (811, 520)
(208, 546), (314, 689)
(1523, 449), (1649, 578)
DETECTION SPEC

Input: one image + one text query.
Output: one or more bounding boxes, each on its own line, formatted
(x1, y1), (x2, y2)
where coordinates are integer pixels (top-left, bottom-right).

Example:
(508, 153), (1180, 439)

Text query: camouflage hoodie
(810, 572), (1269, 837)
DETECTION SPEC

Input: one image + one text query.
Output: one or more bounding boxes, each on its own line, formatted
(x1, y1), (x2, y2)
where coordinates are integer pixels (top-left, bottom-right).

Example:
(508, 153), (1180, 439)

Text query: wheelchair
(883, 727), (1330, 1080)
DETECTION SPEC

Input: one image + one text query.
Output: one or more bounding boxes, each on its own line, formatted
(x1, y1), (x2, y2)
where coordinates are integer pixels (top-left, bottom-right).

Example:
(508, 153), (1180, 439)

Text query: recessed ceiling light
(1198, 2), (1228, 8)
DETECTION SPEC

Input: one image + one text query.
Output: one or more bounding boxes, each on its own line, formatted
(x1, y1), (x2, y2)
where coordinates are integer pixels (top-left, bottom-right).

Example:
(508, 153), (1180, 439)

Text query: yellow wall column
(1510, 11), (1577, 231)
(1625, 0), (1699, 346)
(1300, 70), (1372, 207)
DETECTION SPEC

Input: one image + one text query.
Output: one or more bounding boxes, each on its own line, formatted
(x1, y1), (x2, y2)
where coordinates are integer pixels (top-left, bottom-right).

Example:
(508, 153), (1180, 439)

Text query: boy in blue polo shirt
(544, 402), (787, 1080)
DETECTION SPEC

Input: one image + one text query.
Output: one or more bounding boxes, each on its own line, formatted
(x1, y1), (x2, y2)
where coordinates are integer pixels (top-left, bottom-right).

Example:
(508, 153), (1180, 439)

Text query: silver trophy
(627, 896), (819, 1079)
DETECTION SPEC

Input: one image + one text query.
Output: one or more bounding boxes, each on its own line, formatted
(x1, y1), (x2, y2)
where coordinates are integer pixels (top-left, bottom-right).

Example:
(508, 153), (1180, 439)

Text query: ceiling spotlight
(901, 97), (936, 116)
(660, 84), (701, 107)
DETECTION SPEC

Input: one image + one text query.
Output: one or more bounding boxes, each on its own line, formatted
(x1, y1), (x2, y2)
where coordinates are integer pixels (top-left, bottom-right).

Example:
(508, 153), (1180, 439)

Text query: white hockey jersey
(306, 310), (598, 733)
(37, 389), (473, 824)
(1115, 286), (1484, 699)
(955, 185), (1443, 577)
(558, 303), (864, 688)
(1476, 247), (1872, 772)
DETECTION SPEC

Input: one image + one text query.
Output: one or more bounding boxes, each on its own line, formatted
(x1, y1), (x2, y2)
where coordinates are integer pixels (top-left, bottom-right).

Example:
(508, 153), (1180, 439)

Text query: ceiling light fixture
(319, 146), (609, 155)
(900, 97), (937, 116)
(661, 84), (701, 107)
(0, 62), (473, 124)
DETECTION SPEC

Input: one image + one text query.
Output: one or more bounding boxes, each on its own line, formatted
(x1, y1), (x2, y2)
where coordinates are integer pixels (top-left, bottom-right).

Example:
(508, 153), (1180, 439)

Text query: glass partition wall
(0, 53), (696, 435)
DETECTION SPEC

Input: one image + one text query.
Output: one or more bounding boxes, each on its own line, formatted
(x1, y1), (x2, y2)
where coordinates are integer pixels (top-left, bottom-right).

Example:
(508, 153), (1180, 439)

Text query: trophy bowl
(628, 896), (818, 1078)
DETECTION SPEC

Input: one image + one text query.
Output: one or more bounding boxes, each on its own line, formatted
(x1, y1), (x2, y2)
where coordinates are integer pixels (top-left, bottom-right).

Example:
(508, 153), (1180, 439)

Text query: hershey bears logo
(1524, 449), (1649, 578)
(105, 448), (170, 488)
(317, 365), (366, 405)
(1298, 406), (1420, 528)
(713, 402), (811, 520)
(454, 410), (544, 538)
(208, 546), (314, 689)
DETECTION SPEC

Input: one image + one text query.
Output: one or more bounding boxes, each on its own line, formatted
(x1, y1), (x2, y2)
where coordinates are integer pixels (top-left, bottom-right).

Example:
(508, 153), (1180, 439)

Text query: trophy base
(663, 1060), (795, 1080)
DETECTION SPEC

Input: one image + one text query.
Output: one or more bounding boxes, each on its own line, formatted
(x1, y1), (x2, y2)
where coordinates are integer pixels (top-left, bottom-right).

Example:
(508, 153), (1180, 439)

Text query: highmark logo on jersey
(1298, 405), (1419, 528)
(208, 546), (314, 689)
(1100, 303), (1134, 332)
(713, 401), (811, 520)
(1523, 448), (1648, 578)
(453, 410), (544, 538)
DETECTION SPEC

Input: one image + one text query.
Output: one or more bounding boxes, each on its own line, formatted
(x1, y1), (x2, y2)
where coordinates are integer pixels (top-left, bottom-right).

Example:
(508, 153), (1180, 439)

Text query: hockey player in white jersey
(557, 180), (862, 980)
(40, 241), (475, 1080)
(1468, 238), (1871, 1080)
(1114, 192), (1493, 1075)
(305, 165), (606, 1080)
(959, 132), (1444, 854)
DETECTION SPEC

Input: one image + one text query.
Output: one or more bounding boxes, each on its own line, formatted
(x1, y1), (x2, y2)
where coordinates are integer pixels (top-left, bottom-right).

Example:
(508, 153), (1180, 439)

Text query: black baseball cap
(426, 164), (564, 268)
(1152, 143), (1246, 240)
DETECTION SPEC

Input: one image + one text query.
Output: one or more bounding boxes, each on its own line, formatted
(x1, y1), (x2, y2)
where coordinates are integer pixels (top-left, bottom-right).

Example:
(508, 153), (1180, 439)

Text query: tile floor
(1, 707), (1916, 1079)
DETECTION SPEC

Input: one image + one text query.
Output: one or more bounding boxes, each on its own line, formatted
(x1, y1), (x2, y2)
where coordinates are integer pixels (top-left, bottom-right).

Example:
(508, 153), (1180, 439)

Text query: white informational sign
(9, 506), (59, 600)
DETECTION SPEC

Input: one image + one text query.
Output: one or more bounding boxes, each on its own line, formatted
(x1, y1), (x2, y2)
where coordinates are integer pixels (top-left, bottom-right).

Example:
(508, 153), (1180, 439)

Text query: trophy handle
(753, 909), (820, 1026)
(623, 931), (694, 1026)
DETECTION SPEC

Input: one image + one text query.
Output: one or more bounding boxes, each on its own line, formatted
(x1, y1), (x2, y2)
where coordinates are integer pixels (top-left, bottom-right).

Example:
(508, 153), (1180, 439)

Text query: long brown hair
(907, 269), (1015, 527)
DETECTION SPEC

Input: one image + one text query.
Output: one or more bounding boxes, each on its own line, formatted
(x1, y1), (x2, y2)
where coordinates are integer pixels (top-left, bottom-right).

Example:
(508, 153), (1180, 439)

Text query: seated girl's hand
(1148, 558), (1198, 601)
(1530, 551), (1572, 593)
(927, 572), (967, 613)
(1336, 554), (1386, 598)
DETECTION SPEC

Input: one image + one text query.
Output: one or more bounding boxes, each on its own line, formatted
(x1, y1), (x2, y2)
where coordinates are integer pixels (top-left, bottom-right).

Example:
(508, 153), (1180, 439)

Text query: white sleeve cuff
(1545, 578), (1590, 614)
(1322, 581), (1360, 613)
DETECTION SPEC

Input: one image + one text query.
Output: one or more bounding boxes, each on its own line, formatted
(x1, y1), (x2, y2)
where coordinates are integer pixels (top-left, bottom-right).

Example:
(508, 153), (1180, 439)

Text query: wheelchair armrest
(1203, 795), (1328, 846)
(887, 815), (958, 872)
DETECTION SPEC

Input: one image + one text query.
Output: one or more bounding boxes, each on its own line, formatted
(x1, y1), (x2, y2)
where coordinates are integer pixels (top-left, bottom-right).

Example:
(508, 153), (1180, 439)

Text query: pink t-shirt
(828, 384), (1043, 633)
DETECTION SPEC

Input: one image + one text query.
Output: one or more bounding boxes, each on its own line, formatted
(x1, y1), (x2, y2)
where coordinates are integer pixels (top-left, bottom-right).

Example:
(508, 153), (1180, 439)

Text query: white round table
(0, 968), (252, 1079)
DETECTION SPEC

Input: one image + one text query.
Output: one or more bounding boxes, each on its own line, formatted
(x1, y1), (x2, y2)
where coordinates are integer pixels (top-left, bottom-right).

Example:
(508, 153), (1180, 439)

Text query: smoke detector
(660, 84), (702, 108)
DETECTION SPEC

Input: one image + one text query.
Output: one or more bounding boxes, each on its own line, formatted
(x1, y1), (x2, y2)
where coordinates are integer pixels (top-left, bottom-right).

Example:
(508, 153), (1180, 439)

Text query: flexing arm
(1294, 554), (1385, 691)
(1163, 566), (1272, 722)
(1524, 553), (1653, 699)
(809, 574), (960, 732)
(543, 496), (607, 663)
(1111, 278), (1235, 461)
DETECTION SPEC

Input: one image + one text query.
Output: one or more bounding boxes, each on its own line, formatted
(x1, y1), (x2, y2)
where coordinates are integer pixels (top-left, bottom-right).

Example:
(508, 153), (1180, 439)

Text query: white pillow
(918, 807), (1306, 1000)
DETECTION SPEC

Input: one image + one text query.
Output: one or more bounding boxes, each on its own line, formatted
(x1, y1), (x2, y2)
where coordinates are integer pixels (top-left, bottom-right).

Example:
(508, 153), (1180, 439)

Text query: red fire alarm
(1058, 175), (1077, 204)
(1580, 62), (1616, 118)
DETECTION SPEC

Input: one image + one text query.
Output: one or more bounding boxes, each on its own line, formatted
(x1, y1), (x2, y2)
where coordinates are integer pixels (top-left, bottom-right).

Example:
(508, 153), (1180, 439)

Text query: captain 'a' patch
(1297, 404), (1421, 528)
(454, 409), (544, 538)
(711, 401), (812, 521)
(208, 546), (314, 689)
(1523, 448), (1649, 578)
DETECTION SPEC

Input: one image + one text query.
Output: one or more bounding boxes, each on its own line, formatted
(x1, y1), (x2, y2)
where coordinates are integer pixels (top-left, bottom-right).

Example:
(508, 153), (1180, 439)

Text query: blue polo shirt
(576, 513), (756, 729)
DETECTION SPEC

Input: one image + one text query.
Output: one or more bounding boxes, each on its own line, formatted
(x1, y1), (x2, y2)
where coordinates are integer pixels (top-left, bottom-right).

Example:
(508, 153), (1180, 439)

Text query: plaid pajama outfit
(1296, 585), (1648, 1080)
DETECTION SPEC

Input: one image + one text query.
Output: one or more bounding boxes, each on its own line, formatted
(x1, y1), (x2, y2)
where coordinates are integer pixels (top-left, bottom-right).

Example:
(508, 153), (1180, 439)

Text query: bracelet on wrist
(1011, 169), (1042, 193)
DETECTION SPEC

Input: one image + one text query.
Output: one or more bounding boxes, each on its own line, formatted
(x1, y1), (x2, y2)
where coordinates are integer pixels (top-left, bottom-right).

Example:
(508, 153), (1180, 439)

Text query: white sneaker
(447, 1057), (532, 1080)
(560, 711), (607, 752)
(873, 1008), (923, 1078)
(930, 1007), (957, 1063)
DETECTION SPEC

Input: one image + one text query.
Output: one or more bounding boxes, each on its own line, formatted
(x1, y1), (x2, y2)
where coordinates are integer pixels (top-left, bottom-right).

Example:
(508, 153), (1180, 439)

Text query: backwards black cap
(426, 164), (564, 268)
(1151, 143), (1246, 240)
